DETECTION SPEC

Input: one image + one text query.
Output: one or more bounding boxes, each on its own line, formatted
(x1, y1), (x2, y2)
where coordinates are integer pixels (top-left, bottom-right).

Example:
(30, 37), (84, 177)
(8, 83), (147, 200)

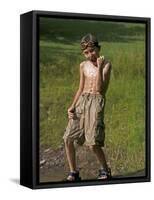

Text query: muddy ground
(39, 143), (145, 183)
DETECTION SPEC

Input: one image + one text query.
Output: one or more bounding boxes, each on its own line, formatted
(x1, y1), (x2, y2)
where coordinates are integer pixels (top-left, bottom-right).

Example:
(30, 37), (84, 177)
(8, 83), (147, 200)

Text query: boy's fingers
(68, 111), (73, 115)
(68, 112), (74, 118)
(68, 115), (74, 119)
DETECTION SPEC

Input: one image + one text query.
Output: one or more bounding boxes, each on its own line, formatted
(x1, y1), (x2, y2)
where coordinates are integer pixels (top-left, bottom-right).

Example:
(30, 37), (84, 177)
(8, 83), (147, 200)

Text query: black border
(20, 11), (33, 188)
(20, 10), (151, 189)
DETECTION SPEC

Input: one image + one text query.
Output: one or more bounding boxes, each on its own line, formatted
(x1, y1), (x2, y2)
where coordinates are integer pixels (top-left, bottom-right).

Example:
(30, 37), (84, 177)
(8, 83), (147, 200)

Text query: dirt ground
(39, 143), (145, 183)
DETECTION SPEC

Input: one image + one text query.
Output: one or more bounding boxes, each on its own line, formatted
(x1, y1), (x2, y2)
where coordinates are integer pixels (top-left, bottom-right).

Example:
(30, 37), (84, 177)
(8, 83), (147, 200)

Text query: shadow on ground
(9, 178), (20, 185)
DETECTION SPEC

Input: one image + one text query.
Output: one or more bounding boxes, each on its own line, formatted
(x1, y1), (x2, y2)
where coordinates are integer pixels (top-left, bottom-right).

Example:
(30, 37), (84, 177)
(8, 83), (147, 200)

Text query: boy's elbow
(108, 61), (112, 70)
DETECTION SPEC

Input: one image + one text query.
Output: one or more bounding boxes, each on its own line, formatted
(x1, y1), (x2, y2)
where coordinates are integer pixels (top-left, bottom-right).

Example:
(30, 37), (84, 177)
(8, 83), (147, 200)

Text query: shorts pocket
(94, 122), (105, 146)
(63, 118), (81, 139)
(97, 97), (105, 111)
(95, 97), (105, 120)
(69, 118), (80, 131)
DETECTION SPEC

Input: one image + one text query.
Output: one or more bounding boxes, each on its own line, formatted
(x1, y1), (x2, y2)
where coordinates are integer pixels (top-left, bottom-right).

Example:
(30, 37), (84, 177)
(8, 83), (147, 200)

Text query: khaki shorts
(63, 93), (106, 147)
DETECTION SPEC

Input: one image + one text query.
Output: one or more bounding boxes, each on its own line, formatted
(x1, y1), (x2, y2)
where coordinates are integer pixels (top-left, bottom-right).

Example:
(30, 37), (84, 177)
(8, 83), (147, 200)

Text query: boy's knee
(64, 137), (74, 146)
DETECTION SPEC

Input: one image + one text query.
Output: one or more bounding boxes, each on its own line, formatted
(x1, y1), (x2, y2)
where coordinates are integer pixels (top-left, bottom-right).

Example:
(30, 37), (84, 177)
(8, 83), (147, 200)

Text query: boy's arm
(96, 59), (112, 94)
(69, 62), (85, 109)
(102, 61), (112, 94)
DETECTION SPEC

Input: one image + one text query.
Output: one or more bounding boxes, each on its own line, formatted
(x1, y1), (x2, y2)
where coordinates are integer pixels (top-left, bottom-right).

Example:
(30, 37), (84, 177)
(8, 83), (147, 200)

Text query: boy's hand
(67, 106), (75, 119)
(97, 55), (105, 69)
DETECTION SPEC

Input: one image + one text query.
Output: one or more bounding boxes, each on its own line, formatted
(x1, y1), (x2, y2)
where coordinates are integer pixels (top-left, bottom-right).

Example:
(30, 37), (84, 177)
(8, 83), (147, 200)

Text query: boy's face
(82, 46), (100, 62)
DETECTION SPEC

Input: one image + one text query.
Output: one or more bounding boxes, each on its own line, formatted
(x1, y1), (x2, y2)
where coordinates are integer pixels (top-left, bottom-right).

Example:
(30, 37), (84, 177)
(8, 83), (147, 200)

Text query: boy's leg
(89, 145), (111, 179)
(64, 138), (76, 172)
(64, 137), (82, 181)
(63, 95), (84, 180)
(63, 118), (84, 180)
(89, 145), (108, 170)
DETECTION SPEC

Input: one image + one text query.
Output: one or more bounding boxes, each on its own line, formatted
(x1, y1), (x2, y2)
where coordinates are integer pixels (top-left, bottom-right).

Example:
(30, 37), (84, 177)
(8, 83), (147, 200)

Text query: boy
(63, 33), (112, 181)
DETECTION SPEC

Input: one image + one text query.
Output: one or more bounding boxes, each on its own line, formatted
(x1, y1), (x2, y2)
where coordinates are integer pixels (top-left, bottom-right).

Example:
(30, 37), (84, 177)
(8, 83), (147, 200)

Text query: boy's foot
(97, 168), (112, 180)
(65, 170), (81, 181)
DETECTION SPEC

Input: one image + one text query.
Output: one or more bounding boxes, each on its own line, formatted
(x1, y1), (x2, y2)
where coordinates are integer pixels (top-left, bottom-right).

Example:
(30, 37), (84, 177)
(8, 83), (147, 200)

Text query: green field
(39, 17), (146, 175)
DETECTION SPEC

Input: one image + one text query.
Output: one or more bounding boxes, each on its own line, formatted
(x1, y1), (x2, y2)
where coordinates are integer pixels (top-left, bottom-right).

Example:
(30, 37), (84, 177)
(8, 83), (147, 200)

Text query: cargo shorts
(63, 93), (106, 147)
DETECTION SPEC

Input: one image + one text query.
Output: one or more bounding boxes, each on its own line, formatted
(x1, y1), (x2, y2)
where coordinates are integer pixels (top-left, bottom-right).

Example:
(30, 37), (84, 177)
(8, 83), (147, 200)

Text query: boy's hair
(80, 33), (101, 50)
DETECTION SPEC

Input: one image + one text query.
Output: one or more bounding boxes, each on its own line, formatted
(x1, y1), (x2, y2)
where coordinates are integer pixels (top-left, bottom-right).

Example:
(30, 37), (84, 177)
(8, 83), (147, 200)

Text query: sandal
(65, 170), (81, 182)
(97, 168), (112, 180)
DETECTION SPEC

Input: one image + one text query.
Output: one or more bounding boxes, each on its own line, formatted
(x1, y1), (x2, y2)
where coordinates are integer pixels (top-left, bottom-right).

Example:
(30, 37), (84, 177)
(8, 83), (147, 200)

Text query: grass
(39, 18), (146, 175)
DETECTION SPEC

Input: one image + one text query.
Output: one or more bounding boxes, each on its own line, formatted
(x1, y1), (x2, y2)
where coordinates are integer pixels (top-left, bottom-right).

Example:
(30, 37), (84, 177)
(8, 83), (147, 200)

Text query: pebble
(40, 159), (46, 166)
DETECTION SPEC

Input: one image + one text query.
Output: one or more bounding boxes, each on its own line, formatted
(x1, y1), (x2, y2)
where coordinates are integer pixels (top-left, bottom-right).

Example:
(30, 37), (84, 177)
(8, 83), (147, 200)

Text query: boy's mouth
(89, 56), (97, 61)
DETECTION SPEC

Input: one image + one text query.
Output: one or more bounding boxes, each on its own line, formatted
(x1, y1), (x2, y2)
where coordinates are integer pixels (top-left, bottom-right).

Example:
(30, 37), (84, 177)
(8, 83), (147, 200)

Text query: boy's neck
(88, 60), (97, 67)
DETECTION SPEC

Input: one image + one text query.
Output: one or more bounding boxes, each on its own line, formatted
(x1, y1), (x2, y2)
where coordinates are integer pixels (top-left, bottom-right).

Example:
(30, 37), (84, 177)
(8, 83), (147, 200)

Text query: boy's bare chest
(83, 62), (98, 78)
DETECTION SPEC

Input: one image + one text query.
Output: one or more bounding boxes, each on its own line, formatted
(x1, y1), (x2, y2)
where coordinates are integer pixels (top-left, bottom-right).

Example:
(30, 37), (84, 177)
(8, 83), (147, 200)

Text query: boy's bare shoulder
(80, 61), (86, 69)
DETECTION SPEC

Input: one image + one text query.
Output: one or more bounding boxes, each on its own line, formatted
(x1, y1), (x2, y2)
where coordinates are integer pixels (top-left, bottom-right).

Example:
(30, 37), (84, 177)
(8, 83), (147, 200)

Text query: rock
(40, 159), (46, 166)
(44, 148), (51, 153)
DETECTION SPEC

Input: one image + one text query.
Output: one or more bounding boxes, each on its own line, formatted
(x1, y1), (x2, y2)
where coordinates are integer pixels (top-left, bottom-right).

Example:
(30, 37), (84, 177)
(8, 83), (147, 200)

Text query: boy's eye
(89, 48), (95, 53)
(84, 50), (94, 54)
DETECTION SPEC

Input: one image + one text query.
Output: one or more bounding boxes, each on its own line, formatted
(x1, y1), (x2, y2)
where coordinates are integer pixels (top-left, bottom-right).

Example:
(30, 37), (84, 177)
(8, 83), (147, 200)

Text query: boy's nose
(88, 52), (93, 57)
